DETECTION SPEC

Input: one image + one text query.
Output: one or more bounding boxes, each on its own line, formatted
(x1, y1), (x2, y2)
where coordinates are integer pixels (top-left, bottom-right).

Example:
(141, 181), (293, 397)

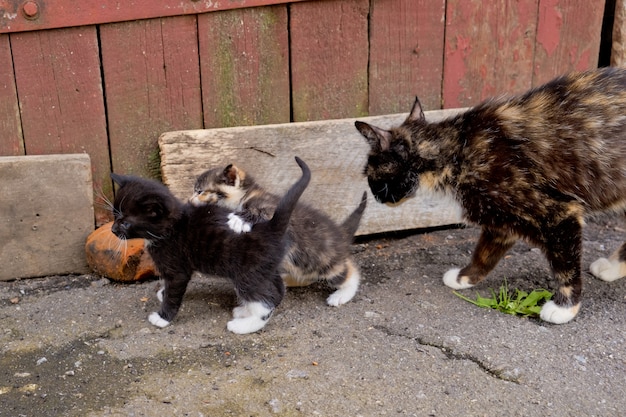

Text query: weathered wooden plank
(159, 109), (466, 236)
(443, 0), (539, 108)
(368, 0), (446, 114)
(10, 26), (110, 224)
(0, 0), (309, 34)
(290, 0), (369, 121)
(0, 34), (23, 156)
(198, 5), (290, 128)
(101, 15), (203, 180)
(0, 154), (93, 280)
(533, 0), (605, 85)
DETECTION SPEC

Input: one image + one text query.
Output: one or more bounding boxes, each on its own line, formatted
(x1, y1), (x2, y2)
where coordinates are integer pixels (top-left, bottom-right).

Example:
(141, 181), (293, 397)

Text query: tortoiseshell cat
(356, 67), (626, 324)
(190, 163), (367, 306)
(110, 157), (310, 334)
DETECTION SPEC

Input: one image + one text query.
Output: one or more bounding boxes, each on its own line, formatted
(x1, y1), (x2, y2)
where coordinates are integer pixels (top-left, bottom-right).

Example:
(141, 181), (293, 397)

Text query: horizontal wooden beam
(0, 0), (307, 33)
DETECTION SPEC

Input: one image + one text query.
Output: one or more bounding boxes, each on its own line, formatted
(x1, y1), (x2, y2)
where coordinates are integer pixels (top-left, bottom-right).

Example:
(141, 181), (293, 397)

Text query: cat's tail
(269, 157), (311, 234)
(341, 191), (368, 239)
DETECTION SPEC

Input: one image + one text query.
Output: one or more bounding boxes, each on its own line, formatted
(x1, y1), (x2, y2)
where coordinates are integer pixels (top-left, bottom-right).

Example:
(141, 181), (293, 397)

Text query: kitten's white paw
(227, 213), (252, 234)
(227, 302), (272, 334)
(443, 268), (474, 289)
(327, 273), (360, 306)
(148, 312), (170, 328)
(590, 257), (626, 282)
(232, 305), (251, 319)
(156, 287), (164, 302)
(539, 301), (580, 324)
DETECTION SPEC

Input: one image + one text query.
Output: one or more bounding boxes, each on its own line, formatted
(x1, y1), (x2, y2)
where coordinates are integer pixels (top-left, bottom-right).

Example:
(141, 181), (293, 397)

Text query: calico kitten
(110, 157), (311, 334)
(190, 163), (367, 306)
(355, 67), (626, 324)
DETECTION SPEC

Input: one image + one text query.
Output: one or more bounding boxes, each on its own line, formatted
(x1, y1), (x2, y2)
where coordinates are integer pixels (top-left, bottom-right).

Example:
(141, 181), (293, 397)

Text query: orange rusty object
(85, 222), (158, 282)
(0, 0), (309, 33)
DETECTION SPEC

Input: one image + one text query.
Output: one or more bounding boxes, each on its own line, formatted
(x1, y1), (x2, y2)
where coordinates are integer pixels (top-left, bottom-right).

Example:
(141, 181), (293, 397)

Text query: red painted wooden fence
(0, 0), (607, 225)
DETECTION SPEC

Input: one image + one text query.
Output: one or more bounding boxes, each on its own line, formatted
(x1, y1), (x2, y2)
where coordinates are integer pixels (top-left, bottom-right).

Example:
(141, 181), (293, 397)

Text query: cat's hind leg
(590, 242), (626, 282)
(444, 227), (516, 290)
(227, 301), (274, 334)
(326, 259), (361, 306)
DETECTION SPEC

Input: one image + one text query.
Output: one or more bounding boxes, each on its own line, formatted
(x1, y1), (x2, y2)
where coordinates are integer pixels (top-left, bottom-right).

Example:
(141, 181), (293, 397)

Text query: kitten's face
(190, 165), (247, 209)
(110, 173), (178, 241)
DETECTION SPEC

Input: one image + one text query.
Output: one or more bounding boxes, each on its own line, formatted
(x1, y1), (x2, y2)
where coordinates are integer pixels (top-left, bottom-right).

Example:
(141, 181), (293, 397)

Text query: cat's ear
(406, 97), (425, 123)
(223, 164), (243, 187)
(110, 173), (128, 187)
(355, 121), (392, 152)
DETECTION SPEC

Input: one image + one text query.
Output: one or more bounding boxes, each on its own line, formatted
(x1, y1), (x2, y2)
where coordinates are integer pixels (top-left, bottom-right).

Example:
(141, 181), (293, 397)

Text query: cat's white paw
(327, 272), (360, 306)
(590, 257), (626, 282)
(443, 268), (474, 289)
(539, 301), (580, 324)
(148, 312), (170, 328)
(156, 287), (164, 302)
(227, 302), (272, 334)
(227, 213), (252, 233)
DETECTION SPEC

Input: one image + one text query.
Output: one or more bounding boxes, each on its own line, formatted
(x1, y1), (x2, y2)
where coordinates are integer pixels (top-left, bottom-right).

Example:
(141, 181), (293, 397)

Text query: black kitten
(110, 157), (311, 334)
(356, 67), (626, 324)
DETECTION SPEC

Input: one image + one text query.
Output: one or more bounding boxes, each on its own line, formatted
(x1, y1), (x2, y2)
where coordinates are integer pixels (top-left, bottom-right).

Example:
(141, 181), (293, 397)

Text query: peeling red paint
(537, 0), (563, 57)
(443, 34), (472, 108)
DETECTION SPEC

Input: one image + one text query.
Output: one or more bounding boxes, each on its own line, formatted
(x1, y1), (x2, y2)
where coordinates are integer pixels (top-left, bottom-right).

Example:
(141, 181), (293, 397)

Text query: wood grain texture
(198, 5), (290, 128)
(10, 26), (110, 223)
(0, 34), (23, 156)
(533, 0), (605, 85)
(0, 154), (93, 280)
(443, 0), (539, 108)
(101, 15), (203, 179)
(290, 0), (369, 121)
(613, 0), (626, 66)
(368, 0), (446, 114)
(159, 109), (466, 236)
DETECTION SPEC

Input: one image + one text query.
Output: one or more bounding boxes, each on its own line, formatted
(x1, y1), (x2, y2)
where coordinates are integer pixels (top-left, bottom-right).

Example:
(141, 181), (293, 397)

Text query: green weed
(454, 279), (552, 317)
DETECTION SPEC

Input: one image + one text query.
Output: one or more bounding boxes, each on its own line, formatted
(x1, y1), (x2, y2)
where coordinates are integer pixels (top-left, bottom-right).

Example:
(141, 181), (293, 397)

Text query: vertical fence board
(290, 0), (369, 122)
(0, 34), (23, 156)
(368, 0), (446, 114)
(198, 5), (290, 128)
(101, 15), (203, 182)
(10, 26), (110, 223)
(533, 0), (605, 85)
(443, 0), (539, 108)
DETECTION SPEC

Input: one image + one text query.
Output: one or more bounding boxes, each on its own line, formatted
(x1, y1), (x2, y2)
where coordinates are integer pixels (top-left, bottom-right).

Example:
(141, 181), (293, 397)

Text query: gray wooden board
(0, 154), (94, 280)
(158, 109), (466, 236)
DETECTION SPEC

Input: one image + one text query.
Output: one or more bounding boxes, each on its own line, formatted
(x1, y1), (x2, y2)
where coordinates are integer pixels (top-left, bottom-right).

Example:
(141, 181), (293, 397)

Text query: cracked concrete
(1, 218), (626, 416)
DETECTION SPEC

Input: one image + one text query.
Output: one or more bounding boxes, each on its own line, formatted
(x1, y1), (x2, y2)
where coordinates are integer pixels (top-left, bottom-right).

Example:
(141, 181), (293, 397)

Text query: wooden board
(101, 15), (204, 180)
(289, 0), (369, 121)
(443, 0), (539, 108)
(159, 109), (466, 236)
(10, 26), (111, 224)
(198, 5), (290, 128)
(368, 0), (446, 114)
(613, 0), (626, 66)
(0, 154), (93, 280)
(0, 34), (23, 156)
(533, 0), (605, 85)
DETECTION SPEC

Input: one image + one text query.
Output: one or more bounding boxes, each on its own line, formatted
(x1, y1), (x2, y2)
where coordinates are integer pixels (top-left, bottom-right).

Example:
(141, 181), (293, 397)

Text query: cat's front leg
(539, 218), (583, 324)
(443, 226), (516, 289)
(227, 213), (252, 233)
(148, 273), (191, 328)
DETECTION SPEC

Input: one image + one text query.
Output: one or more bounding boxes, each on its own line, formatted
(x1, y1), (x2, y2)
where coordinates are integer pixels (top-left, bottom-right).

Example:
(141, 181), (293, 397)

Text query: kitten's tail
(341, 191), (368, 239)
(269, 157), (311, 234)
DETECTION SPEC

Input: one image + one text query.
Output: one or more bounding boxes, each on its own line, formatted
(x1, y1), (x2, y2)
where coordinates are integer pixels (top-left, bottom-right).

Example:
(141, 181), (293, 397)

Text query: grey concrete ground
(1, 218), (625, 417)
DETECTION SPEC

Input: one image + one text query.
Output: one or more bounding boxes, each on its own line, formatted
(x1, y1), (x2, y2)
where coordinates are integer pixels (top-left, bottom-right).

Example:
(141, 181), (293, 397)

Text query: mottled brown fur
(190, 164), (367, 306)
(356, 67), (626, 324)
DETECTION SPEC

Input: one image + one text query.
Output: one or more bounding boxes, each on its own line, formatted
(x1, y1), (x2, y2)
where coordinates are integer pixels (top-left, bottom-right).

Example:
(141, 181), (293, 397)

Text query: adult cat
(110, 157), (310, 334)
(355, 67), (626, 324)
